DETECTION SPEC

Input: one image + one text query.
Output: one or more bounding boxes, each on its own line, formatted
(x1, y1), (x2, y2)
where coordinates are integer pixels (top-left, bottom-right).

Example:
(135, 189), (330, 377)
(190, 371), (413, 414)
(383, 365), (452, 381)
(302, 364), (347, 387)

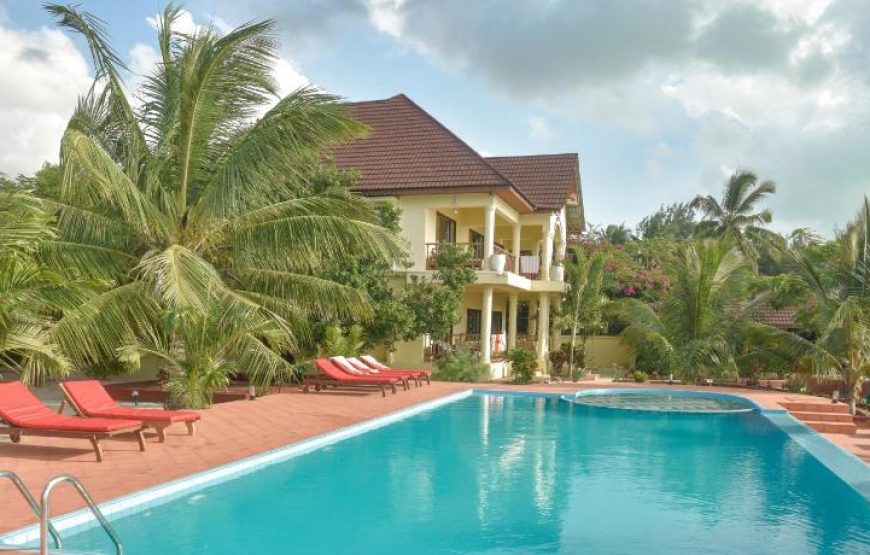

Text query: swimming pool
(5, 391), (870, 554)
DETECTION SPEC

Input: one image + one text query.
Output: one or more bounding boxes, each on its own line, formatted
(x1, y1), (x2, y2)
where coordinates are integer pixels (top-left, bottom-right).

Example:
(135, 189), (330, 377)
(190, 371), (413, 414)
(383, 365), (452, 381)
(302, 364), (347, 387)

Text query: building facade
(332, 94), (585, 378)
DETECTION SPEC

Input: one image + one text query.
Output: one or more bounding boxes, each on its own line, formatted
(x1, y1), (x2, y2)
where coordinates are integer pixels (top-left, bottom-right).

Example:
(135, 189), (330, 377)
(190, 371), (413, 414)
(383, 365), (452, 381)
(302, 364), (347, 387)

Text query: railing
(40, 474), (123, 555)
(493, 245), (516, 275)
(425, 333), (525, 362)
(425, 242), (484, 270)
(0, 471), (62, 551)
(514, 334), (537, 351)
(519, 255), (541, 280)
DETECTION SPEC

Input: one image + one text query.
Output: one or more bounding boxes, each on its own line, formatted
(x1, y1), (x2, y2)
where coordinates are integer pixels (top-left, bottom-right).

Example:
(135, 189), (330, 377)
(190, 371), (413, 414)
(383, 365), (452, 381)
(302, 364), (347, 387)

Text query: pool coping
(2, 387), (868, 547)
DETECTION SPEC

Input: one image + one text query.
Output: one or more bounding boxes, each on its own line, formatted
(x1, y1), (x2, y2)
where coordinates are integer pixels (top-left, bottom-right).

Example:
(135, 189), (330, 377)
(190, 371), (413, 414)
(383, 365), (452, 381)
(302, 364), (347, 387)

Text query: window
(492, 311), (503, 334)
(466, 309), (481, 335)
(469, 229), (484, 246)
(436, 213), (457, 244)
(517, 302), (530, 334)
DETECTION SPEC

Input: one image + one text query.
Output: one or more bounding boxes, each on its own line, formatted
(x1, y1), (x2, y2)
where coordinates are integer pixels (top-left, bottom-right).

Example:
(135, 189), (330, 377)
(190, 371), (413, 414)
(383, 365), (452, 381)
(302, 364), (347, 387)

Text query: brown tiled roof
(750, 302), (799, 330)
(484, 154), (579, 211)
(332, 94), (523, 203)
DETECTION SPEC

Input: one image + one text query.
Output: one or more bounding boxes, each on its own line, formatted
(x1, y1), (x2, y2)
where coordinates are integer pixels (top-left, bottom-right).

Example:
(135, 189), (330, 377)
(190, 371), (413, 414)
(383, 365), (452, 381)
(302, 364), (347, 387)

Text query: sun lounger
(346, 356), (430, 386)
(331, 356), (418, 387)
(60, 380), (200, 442)
(0, 381), (145, 462)
(360, 355), (432, 383)
(303, 359), (405, 397)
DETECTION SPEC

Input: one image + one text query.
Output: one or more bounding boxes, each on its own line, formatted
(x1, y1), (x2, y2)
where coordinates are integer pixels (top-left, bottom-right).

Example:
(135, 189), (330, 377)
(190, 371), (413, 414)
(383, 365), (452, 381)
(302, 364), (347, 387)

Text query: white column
(511, 222), (521, 274)
(484, 198), (496, 264)
(481, 286), (494, 364)
(556, 207), (568, 263)
(536, 293), (550, 370)
(541, 214), (555, 280)
(508, 293), (519, 351)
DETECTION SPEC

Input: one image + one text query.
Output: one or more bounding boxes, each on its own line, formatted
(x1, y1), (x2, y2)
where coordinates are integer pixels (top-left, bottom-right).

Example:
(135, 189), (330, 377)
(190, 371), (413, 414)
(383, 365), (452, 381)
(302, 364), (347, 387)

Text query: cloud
(0, 22), (91, 175)
(353, 0), (870, 234)
(527, 115), (552, 140)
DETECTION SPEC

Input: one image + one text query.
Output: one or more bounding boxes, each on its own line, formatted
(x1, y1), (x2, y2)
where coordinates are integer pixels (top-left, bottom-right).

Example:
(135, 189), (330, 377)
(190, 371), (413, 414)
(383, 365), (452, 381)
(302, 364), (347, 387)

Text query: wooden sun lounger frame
(302, 376), (400, 397)
(0, 419), (146, 463)
(58, 383), (196, 443)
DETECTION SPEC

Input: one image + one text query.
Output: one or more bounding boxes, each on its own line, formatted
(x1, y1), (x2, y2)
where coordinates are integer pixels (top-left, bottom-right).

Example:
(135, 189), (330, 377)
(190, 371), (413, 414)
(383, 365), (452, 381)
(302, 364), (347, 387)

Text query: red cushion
(0, 382), (140, 432)
(63, 380), (199, 423)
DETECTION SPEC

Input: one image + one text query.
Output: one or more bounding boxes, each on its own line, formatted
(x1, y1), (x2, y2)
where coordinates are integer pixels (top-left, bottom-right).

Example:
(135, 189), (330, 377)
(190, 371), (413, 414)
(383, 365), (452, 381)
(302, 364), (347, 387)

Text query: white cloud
(527, 115), (553, 140)
(0, 23), (91, 175)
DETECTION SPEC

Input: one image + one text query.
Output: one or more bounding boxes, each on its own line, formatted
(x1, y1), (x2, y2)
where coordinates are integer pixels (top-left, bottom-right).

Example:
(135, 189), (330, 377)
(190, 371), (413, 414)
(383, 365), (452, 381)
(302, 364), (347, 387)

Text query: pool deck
(1, 380), (868, 534)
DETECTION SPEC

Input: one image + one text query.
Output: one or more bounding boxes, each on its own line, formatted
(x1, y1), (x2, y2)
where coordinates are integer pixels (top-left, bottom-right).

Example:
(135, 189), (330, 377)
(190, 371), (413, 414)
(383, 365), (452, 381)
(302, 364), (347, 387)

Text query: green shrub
(507, 347), (538, 384)
(631, 370), (648, 383)
(571, 368), (582, 382)
(433, 349), (490, 382)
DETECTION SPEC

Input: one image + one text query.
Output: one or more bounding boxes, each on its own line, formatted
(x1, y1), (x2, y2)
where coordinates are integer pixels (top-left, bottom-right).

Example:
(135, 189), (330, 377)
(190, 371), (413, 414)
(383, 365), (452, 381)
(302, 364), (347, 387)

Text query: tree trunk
(846, 375), (863, 415)
(568, 324), (577, 376)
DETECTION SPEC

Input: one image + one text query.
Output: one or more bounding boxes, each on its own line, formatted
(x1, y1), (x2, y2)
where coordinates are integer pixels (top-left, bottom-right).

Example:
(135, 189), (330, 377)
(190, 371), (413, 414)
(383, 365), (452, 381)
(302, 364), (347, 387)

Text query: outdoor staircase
(780, 401), (866, 434)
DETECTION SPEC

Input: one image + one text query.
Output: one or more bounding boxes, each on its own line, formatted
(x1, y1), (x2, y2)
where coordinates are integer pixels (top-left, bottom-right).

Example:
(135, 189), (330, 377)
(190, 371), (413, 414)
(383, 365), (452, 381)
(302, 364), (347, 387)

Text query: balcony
(425, 242), (517, 274)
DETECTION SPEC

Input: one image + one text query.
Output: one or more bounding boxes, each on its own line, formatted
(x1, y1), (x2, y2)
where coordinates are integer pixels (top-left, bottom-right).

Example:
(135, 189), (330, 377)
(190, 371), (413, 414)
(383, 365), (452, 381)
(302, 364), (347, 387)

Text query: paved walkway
(1, 380), (867, 535)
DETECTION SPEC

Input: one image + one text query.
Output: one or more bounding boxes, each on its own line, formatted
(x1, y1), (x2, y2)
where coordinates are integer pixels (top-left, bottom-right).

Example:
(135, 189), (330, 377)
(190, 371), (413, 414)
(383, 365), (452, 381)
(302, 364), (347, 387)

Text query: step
(791, 411), (856, 423)
(803, 420), (858, 434)
(780, 402), (851, 414)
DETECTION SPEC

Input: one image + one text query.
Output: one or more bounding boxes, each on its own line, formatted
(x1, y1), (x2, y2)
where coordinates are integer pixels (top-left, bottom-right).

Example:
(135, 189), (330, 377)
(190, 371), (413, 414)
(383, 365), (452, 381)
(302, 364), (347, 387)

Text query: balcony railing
(426, 242), (522, 275)
(426, 242), (484, 270)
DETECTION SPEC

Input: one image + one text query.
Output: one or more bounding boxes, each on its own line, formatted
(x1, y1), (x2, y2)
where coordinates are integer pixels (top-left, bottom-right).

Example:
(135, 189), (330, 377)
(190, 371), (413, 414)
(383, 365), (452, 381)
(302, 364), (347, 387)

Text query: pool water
(61, 393), (870, 554)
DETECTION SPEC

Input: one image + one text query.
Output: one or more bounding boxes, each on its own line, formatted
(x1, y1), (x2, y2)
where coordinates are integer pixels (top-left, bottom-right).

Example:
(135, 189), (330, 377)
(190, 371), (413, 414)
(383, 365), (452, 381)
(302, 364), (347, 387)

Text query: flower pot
(489, 253), (507, 274)
(550, 265), (564, 281)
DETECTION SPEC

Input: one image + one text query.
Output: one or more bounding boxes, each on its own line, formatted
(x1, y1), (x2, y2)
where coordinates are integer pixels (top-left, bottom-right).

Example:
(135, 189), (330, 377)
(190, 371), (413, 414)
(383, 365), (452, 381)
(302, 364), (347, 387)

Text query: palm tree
(0, 190), (87, 381)
(38, 5), (402, 402)
(554, 247), (606, 375)
(618, 239), (751, 382)
(691, 171), (783, 260)
(766, 198), (870, 413)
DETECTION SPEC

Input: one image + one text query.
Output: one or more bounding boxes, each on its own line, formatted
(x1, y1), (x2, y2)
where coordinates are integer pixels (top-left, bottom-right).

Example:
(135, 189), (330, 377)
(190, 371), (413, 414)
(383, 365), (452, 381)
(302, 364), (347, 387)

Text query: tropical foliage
(432, 348), (490, 383)
(33, 5), (402, 405)
(691, 171), (783, 260)
(0, 189), (88, 382)
(553, 247), (607, 375)
(760, 198), (870, 412)
(618, 240), (753, 383)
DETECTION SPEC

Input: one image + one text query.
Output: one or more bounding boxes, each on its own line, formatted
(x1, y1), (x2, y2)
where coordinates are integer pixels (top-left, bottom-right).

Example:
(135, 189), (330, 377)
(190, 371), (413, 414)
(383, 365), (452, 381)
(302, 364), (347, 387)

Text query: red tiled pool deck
(1, 381), (868, 535)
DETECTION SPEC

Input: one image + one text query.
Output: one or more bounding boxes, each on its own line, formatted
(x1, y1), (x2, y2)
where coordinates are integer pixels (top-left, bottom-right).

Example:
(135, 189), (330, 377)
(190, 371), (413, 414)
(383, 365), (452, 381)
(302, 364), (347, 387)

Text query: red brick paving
(1, 380), (868, 535)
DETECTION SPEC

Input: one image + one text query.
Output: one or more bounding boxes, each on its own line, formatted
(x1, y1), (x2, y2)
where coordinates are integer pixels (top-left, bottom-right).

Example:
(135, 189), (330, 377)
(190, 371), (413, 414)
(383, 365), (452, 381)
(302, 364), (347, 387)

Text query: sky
(0, 0), (868, 236)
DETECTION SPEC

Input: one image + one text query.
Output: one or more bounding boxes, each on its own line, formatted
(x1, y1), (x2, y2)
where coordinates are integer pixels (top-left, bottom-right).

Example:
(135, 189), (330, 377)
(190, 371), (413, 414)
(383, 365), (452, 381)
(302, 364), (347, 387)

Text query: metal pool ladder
(0, 471), (123, 555)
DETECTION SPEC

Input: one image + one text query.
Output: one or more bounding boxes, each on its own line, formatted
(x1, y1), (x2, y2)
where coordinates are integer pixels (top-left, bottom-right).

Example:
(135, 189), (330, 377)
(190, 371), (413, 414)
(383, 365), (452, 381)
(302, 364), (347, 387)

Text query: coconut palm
(0, 190), (88, 381)
(691, 171), (783, 260)
(553, 247), (607, 375)
(618, 239), (751, 382)
(765, 198), (870, 413)
(38, 5), (402, 401)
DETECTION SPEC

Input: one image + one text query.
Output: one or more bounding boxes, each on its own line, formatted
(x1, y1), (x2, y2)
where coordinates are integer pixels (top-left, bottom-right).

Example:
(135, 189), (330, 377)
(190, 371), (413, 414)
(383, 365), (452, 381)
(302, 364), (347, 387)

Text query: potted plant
(489, 253), (507, 274)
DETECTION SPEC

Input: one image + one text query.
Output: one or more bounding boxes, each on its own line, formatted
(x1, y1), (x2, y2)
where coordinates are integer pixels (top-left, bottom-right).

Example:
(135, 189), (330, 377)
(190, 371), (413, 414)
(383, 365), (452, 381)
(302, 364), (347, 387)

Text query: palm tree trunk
(568, 323), (577, 375)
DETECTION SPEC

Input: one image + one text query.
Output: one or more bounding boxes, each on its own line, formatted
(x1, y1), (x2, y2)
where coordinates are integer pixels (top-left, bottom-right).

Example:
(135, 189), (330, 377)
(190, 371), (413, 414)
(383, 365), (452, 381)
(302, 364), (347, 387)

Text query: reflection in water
(63, 395), (870, 555)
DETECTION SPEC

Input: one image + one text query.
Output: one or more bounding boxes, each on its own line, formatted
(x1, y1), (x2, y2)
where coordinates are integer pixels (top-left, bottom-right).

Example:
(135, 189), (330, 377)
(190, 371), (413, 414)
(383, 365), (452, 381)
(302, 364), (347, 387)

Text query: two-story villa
(332, 94), (584, 378)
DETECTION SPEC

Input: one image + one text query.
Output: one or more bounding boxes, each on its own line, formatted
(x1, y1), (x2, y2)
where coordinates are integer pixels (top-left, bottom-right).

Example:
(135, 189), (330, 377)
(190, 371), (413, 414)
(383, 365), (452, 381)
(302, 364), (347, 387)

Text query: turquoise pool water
(54, 393), (870, 554)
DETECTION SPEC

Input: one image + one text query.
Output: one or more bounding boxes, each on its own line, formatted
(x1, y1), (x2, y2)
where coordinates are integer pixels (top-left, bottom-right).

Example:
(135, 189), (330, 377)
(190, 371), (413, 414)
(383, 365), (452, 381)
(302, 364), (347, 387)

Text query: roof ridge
(484, 153), (578, 160)
(394, 95), (517, 188)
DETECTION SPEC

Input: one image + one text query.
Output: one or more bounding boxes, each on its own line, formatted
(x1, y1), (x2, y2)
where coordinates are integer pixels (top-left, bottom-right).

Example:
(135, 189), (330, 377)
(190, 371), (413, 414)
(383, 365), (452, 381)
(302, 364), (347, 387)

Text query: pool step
(779, 402), (851, 414)
(790, 411), (856, 423)
(802, 420), (859, 434)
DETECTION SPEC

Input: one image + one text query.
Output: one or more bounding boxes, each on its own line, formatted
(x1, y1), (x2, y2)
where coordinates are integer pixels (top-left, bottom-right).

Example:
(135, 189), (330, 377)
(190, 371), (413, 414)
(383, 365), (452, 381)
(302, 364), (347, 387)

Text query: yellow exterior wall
(557, 335), (635, 373)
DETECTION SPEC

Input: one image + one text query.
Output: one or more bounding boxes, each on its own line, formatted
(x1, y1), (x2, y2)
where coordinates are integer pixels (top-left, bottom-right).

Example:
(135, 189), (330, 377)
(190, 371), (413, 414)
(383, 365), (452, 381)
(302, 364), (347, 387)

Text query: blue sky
(1, 0), (868, 236)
